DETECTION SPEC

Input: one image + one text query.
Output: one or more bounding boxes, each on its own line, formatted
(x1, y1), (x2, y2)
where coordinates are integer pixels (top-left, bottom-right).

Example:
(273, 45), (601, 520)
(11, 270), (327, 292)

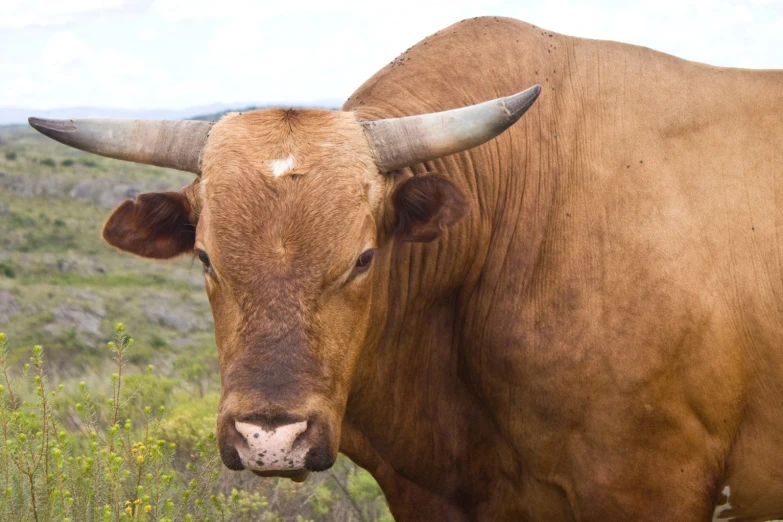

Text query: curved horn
(27, 118), (212, 175)
(361, 84), (541, 172)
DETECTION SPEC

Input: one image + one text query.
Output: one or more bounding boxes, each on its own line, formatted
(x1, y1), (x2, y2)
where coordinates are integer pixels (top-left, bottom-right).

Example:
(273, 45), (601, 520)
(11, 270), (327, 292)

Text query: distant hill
(0, 104), (241, 125)
(0, 98), (344, 125)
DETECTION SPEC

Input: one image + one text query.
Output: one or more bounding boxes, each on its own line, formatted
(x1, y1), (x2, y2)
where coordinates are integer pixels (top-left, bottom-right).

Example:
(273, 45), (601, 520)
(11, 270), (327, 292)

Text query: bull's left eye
(354, 249), (375, 273)
(196, 249), (211, 274)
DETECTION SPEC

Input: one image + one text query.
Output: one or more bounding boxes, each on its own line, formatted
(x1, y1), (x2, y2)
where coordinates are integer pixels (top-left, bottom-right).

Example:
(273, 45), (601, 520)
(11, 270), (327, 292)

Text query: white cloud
(42, 32), (89, 67)
(0, 0), (151, 30)
(510, 0), (783, 69)
(151, 0), (350, 21)
(2, 29), (169, 109)
(187, 0), (510, 104)
(2, 0), (782, 110)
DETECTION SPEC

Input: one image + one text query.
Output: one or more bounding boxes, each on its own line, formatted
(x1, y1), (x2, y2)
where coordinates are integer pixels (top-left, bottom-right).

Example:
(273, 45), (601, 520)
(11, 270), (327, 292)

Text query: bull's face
(195, 110), (394, 476)
(28, 86), (539, 479)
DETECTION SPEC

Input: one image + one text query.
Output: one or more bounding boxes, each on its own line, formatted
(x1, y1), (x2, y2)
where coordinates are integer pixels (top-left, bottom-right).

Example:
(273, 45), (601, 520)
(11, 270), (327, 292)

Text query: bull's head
(29, 85), (539, 480)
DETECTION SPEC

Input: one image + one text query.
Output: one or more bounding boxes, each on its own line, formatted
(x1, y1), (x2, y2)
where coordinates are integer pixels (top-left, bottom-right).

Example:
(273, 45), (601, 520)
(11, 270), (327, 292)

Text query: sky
(1, 0), (782, 110)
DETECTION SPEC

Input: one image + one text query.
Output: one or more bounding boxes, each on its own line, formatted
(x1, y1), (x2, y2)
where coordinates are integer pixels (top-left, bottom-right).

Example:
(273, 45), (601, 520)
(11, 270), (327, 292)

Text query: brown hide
(337, 17), (783, 522)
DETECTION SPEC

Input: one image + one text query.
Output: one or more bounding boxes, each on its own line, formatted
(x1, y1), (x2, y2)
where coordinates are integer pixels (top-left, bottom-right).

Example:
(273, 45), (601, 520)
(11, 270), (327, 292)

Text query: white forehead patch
(712, 486), (735, 522)
(268, 154), (296, 177)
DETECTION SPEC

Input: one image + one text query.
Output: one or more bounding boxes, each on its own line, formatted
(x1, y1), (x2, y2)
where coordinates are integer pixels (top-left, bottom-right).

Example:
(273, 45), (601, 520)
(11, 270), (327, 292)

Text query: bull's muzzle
(218, 413), (335, 476)
(234, 420), (308, 470)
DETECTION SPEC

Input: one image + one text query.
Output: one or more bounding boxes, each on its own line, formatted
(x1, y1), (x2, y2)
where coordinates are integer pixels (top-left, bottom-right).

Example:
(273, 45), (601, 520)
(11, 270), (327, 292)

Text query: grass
(0, 327), (392, 522)
(0, 139), (205, 360)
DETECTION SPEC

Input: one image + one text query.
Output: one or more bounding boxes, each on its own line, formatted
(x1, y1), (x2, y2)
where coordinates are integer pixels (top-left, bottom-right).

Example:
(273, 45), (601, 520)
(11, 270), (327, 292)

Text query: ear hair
(102, 191), (196, 259)
(392, 173), (466, 242)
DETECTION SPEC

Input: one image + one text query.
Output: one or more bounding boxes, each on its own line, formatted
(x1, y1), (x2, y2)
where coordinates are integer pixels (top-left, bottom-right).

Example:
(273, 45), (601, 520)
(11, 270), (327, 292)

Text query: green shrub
(0, 261), (16, 278)
(0, 326), (231, 521)
(149, 333), (168, 350)
(158, 393), (219, 450)
(60, 159), (75, 167)
(40, 158), (56, 168)
(80, 159), (97, 168)
(0, 325), (393, 522)
(60, 326), (79, 349)
(11, 212), (78, 252)
(4, 151), (17, 161)
(173, 347), (219, 398)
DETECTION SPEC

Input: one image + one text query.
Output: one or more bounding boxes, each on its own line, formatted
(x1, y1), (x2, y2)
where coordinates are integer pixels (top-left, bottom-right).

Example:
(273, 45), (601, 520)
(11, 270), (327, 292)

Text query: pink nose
(234, 420), (309, 471)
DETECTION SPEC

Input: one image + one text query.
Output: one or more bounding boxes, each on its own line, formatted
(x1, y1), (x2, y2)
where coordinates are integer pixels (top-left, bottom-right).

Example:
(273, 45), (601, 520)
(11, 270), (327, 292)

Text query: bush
(0, 325), (231, 521)
(80, 159), (97, 168)
(149, 333), (168, 350)
(61, 159), (75, 167)
(158, 393), (219, 450)
(40, 158), (56, 168)
(4, 151), (17, 161)
(0, 325), (393, 522)
(173, 347), (219, 398)
(0, 261), (16, 278)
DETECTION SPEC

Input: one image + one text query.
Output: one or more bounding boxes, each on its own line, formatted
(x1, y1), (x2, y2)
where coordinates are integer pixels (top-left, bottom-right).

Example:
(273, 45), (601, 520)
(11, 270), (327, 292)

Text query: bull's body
(341, 17), (783, 521)
(29, 16), (783, 522)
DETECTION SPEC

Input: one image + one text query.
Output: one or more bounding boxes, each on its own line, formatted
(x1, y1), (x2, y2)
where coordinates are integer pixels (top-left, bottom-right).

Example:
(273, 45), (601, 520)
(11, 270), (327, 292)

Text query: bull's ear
(392, 174), (466, 242)
(102, 191), (196, 259)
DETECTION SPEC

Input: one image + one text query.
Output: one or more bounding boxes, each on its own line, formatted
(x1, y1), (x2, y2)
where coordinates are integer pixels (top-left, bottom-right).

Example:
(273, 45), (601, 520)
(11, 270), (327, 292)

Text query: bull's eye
(354, 249), (375, 273)
(196, 249), (211, 273)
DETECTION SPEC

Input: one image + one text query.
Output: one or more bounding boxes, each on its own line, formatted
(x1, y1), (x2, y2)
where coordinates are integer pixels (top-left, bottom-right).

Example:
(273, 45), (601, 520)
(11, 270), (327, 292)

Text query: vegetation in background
(0, 124), (391, 521)
(0, 327), (391, 522)
(0, 262), (15, 279)
(0, 123), (207, 367)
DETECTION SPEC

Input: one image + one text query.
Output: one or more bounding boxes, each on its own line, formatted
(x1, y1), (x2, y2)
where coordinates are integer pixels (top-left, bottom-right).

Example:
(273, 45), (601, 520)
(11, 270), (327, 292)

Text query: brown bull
(30, 17), (783, 522)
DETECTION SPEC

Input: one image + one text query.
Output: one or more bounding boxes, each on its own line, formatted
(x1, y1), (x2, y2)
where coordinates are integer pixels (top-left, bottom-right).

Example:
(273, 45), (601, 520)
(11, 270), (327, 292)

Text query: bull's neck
(342, 117), (557, 507)
(340, 17), (563, 509)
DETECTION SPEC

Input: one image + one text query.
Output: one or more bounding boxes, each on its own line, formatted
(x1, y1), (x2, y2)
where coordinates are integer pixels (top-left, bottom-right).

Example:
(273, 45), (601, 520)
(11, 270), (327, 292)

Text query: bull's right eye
(196, 249), (211, 273)
(354, 249), (375, 272)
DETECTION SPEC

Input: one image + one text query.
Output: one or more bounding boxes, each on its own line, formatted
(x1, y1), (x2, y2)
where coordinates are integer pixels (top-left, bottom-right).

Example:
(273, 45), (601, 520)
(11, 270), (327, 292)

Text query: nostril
(218, 421), (245, 471)
(291, 424), (310, 450)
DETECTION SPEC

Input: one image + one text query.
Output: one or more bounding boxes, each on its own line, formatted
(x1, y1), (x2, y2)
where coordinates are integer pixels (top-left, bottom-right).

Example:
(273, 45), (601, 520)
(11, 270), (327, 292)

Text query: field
(0, 123), (391, 521)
